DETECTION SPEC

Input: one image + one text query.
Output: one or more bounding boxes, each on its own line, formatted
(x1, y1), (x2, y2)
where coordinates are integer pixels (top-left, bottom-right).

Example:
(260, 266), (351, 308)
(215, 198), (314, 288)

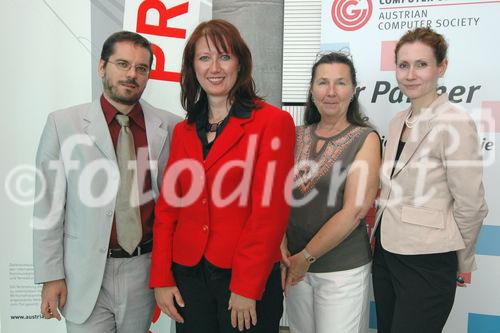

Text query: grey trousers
(66, 253), (156, 333)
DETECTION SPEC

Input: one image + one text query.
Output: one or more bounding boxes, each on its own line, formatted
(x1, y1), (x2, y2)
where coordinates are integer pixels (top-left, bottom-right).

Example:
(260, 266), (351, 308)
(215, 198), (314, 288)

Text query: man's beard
(102, 76), (144, 106)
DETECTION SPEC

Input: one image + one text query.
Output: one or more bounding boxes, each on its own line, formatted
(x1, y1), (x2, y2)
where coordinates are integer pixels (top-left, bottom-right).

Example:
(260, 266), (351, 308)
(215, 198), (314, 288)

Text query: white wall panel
(282, 0), (322, 104)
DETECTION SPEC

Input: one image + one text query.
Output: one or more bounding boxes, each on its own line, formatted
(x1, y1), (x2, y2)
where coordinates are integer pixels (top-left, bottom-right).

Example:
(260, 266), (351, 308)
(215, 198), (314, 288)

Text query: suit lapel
(204, 115), (252, 171)
(392, 95), (447, 177)
(142, 101), (168, 164)
(181, 123), (205, 162)
(83, 101), (116, 162)
(141, 102), (169, 196)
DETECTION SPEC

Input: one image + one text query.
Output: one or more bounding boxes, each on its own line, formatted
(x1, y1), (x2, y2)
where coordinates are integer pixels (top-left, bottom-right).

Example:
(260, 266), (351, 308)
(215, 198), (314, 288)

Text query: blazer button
(202, 198), (207, 204)
(202, 224), (209, 232)
(105, 210), (113, 216)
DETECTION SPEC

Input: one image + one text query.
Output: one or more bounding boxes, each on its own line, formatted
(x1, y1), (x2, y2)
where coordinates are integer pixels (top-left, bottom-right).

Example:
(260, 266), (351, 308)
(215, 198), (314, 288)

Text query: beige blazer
(372, 94), (488, 273)
(33, 99), (181, 324)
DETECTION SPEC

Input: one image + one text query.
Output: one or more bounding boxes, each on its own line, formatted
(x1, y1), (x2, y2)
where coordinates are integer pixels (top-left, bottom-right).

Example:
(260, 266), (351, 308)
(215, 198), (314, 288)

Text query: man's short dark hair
(100, 31), (154, 68)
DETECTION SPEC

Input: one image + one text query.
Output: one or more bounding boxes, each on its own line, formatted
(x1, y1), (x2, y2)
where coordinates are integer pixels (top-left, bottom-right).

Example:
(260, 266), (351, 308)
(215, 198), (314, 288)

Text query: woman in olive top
(282, 52), (381, 333)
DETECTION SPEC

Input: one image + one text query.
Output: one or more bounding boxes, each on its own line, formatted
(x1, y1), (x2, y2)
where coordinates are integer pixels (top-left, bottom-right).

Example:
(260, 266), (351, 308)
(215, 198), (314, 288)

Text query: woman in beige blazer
(372, 28), (488, 333)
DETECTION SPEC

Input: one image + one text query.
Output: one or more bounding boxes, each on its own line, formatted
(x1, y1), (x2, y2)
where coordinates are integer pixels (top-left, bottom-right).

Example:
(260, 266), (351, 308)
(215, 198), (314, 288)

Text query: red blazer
(150, 101), (295, 299)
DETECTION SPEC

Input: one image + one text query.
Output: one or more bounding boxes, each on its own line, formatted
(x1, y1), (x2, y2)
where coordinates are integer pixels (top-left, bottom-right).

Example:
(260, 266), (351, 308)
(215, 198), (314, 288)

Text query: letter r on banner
(137, 0), (189, 38)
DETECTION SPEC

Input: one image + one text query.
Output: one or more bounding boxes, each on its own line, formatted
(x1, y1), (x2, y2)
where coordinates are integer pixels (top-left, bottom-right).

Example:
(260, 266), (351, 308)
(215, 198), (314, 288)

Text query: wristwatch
(302, 249), (317, 264)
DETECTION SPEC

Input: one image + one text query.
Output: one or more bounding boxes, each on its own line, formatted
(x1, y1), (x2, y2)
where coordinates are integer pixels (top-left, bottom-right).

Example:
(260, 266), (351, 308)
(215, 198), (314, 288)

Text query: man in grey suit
(33, 31), (181, 332)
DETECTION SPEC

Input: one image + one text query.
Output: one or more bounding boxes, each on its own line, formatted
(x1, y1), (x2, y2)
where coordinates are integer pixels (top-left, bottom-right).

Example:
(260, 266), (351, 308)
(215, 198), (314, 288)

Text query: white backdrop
(2, 1), (499, 332)
(318, 0), (500, 332)
(1, 1), (91, 332)
(0, 1), (209, 332)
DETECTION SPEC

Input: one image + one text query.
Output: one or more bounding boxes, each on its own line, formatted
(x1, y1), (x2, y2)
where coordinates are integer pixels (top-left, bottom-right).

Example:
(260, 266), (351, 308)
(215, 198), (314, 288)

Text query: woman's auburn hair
(180, 19), (261, 122)
(395, 27), (448, 65)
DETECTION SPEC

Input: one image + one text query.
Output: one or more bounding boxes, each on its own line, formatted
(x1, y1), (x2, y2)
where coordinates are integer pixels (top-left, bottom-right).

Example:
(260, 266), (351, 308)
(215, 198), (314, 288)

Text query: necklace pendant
(207, 123), (219, 132)
(404, 108), (417, 129)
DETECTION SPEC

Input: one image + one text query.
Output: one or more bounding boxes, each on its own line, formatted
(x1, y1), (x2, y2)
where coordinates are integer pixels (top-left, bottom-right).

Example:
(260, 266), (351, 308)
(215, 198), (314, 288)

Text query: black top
(390, 140), (406, 178)
(193, 100), (252, 159)
(396, 140), (406, 162)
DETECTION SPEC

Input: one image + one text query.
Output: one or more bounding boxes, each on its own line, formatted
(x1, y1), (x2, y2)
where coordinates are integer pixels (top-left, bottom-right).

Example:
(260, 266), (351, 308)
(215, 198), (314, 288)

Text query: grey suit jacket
(372, 94), (488, 273)
(33, 99), (181, 324)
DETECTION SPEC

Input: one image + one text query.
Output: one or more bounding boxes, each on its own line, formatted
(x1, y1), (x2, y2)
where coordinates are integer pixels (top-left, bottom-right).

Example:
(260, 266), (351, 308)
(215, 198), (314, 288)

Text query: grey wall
(213, 0), (284, 106)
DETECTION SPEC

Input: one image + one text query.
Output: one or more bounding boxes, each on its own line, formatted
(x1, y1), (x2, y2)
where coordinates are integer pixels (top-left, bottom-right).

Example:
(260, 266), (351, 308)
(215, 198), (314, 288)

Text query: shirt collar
(100, 94), (145, 130)
(194, 99), (252, 130)
(231, 101), (252, 119)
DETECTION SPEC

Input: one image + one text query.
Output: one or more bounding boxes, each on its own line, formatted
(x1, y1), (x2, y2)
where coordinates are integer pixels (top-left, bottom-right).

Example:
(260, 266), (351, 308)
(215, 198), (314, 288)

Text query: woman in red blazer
(150, 19), (295, 332)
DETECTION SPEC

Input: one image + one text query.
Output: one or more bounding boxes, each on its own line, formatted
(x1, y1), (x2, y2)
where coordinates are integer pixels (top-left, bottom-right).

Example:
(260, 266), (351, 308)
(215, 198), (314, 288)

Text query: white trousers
(66, 253), (156, 333)
(286, 262), (371, 333)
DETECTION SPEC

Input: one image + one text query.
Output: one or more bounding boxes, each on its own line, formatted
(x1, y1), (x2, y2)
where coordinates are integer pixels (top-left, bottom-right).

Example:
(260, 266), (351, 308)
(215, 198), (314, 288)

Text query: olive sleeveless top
(287, 124), (374, 273)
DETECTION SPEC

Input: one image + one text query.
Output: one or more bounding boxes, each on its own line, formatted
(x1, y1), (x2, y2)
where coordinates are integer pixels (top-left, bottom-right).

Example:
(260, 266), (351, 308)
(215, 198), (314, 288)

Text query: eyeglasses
(108, 60), (150, 76)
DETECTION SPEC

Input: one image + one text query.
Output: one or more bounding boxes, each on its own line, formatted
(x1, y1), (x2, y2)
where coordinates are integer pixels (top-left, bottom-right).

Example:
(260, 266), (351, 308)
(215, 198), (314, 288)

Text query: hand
(284, 251), (310, 296)
(154, 286), (185, 323)
(456, 273), (468, 288)
(280, 237), (291, 291)
(228, 292), (257, 331)
(41, 279), (67, 320)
